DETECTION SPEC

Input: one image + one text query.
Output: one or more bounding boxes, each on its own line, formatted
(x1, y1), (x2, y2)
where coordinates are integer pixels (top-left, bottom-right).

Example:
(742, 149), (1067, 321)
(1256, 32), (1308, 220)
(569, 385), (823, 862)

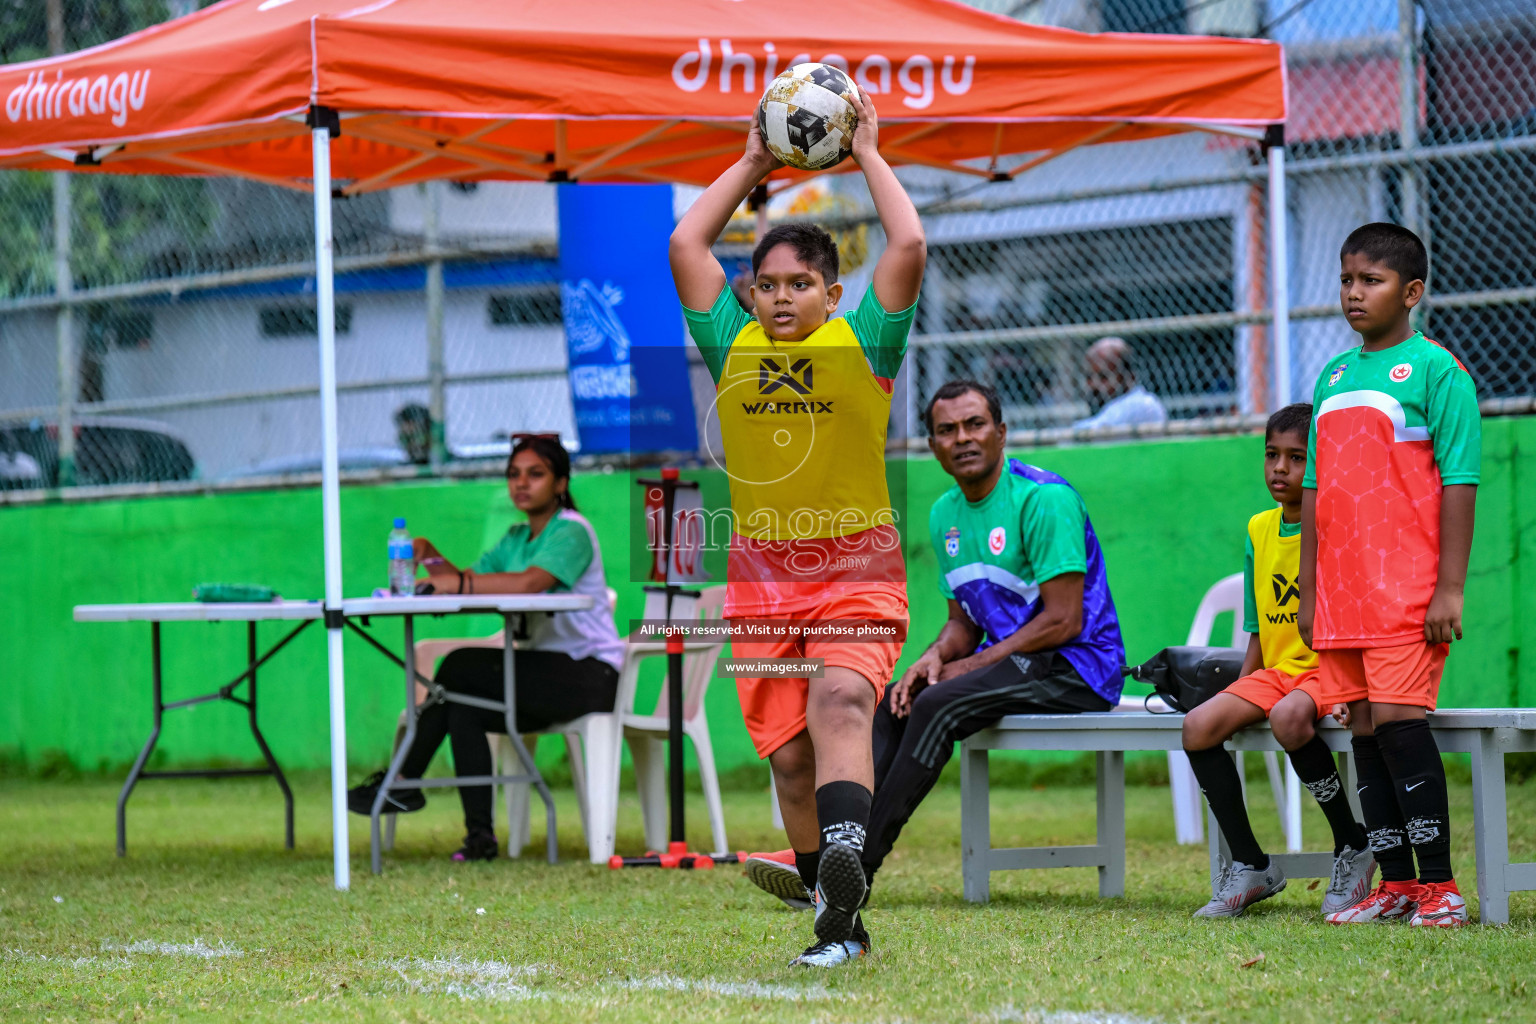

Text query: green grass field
(3, 771), (1534, 1023)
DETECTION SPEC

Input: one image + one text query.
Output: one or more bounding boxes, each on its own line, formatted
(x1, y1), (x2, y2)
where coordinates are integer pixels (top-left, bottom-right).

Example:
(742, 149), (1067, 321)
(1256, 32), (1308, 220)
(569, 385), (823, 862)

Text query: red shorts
(1224, 667), (1331, 718)
(731, 590), (907, 758)
(1317, 642), (1448, 710)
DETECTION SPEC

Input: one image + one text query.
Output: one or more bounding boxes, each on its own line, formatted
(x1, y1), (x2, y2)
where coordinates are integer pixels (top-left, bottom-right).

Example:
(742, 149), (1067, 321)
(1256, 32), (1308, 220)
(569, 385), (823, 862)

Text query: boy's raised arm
(669, 124), (780, 312)
(848, 88), (926, 312)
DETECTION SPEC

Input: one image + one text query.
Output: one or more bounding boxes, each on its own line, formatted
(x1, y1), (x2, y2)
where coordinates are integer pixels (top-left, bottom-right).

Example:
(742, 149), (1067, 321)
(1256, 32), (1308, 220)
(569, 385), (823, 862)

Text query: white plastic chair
(1161, 573), (1301, 850)
(498, 585), (731, 863)
(387, 589), (614, 858)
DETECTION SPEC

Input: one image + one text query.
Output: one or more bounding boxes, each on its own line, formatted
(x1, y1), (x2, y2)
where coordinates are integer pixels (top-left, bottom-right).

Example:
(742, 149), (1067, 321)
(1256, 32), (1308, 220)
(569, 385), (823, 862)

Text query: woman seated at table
(346, 434), (623, 861)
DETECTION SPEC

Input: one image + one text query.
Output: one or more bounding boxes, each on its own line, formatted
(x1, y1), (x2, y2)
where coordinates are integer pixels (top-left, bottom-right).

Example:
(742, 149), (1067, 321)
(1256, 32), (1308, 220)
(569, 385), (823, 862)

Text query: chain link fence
(1, 0), (1533, 494)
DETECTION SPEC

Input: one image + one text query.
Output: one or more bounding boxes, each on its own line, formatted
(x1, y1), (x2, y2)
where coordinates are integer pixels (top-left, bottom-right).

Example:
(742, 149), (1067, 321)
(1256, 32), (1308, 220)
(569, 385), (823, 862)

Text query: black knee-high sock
(1375, 718), (1453, 884)
(1186, 746), (1268, 869)
(1285, 735), (1368, 855)
(815, 780), (872, 855)
(794, 851), (819, 893)
(1351, 734), (1416, 882)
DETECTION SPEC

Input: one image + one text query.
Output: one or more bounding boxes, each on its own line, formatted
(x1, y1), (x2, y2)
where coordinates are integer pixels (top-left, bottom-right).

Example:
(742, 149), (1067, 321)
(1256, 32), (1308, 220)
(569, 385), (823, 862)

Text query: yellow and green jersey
(682, 285), (914, 615)
(1241, 506), (1315, 677)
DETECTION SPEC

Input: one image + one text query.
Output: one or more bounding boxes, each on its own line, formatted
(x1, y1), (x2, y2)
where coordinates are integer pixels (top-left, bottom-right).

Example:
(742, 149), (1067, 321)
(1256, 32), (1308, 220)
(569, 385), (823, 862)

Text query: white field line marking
(988, 1006), (1169, 1024)
(380, 958), (840, 1005)
(100, 939), (244, 958)
(4, 949), (103, 968)
(386, 957), (546, 1002)
(617, 973), (838, 1002)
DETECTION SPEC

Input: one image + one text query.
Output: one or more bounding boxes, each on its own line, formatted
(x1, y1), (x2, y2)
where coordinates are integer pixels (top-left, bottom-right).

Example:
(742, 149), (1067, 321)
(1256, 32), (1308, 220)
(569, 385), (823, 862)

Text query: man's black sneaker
(451, 830), (500, 862)
(812, 843), (869, 945)
(346, 770), (425, 815)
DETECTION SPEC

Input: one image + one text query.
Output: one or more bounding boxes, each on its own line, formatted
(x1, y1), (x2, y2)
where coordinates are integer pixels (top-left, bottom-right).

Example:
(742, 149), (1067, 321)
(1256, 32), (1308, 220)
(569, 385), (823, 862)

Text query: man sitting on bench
(745, 379), (1127, 909)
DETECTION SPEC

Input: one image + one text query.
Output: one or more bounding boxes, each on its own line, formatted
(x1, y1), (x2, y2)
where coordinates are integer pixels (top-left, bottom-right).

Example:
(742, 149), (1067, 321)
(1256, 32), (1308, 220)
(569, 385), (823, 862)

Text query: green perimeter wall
(8, 418), (1534, 776)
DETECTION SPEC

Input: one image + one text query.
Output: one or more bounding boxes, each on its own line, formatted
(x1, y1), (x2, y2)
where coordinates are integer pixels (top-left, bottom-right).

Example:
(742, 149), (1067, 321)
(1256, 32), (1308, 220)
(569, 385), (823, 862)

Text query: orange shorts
(1317, 642), (1448, 710)
(1224, 667), (1331, 718)
(731, 590), (907, 758)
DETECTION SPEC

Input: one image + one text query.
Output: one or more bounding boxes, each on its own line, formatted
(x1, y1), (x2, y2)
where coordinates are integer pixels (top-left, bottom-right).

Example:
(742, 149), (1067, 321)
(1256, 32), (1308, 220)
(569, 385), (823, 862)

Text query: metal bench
(959, 708), (1536, 924)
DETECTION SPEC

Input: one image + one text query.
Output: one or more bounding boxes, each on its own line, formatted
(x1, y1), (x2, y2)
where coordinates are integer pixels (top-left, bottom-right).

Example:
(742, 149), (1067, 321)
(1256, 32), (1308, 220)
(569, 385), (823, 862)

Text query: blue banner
(557, 184), (698, 455)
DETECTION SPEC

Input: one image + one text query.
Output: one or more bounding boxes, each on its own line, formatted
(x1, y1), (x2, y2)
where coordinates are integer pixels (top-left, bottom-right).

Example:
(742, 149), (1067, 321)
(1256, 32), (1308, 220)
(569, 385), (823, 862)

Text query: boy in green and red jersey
(1299, 223), (1481, 927)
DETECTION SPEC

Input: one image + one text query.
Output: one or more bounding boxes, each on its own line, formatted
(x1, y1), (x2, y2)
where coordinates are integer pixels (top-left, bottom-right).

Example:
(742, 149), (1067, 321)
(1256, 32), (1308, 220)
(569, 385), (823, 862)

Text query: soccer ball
(757, 63), (859, 171)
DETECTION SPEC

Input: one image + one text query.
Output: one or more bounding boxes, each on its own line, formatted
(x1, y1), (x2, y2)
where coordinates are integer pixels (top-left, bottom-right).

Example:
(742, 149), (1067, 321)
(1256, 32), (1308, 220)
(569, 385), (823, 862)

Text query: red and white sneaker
(1410, 880), (1468, 927)
(744, 849), (812, 911)
(1324, 880), (1419, 924)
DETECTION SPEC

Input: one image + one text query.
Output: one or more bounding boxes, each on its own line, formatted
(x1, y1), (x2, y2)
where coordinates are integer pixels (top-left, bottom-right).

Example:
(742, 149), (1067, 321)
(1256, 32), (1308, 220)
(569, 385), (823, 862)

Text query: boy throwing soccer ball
(669, 87), (925, 966)
(1181, 403), (1375, 918)
(1300, 223), (1480, 927)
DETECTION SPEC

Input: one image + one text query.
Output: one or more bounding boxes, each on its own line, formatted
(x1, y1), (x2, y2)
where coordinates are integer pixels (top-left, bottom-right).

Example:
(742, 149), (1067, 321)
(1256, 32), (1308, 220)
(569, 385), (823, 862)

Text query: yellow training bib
(715, 317), (893, 541)
(1248, 507), (1317, 676)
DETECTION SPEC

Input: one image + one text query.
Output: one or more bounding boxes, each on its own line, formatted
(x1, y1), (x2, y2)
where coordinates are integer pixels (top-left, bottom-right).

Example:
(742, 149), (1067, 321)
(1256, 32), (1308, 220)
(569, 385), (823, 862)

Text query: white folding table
(72, 600), (324, 856)
(338, 593), (594, 873)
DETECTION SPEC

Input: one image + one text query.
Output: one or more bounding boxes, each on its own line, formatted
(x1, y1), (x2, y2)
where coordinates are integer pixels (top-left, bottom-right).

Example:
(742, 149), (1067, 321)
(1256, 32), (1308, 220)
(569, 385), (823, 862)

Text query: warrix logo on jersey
(740, 356), (833, 414)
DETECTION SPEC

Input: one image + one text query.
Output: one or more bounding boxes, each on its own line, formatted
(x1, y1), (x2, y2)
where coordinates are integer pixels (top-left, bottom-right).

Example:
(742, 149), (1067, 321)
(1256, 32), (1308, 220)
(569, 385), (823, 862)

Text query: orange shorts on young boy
(1224, 666), (1334, 718)
(1316, 641), (1448, 710)
(731, 590), (907, 758)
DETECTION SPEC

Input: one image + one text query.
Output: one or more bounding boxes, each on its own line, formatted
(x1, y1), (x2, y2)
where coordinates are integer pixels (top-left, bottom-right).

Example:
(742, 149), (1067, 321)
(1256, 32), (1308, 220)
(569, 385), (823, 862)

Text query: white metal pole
(1266, 143), (1292, 409)
(1284, 761), (1302, 853)
(53, 171), (76, 486)
(423, 181), (446, 470)
(313, 124), (350, 892)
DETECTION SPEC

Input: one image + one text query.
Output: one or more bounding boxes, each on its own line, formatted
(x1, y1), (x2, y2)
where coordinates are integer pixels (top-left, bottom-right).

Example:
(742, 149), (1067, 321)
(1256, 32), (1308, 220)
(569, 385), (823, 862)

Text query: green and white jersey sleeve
(1242, 534), (1259, 635)
(681, 286), (752, 385)
(842, 286), (917, 381)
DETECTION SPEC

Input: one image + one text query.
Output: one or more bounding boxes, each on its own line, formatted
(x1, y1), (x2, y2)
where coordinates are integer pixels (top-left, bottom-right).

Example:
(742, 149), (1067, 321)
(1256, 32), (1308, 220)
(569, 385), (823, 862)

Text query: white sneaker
(1193, 859), (1287, 918)
(1321, 845), (1377, 916)
(789, 938), (868, 968)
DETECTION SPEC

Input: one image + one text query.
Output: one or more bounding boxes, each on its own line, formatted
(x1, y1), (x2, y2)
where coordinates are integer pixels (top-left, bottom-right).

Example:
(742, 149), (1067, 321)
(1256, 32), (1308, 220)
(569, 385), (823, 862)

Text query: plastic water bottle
(388, 518), (415, 596)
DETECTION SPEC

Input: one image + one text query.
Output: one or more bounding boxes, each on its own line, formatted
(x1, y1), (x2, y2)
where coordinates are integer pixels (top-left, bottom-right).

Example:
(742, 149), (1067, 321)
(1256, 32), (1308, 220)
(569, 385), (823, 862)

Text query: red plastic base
(607, 843), (746, 870)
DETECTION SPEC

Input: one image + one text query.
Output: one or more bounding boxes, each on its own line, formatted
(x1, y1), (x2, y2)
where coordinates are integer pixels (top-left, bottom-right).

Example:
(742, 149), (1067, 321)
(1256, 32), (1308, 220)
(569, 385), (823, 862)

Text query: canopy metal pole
(313, 122), (350, 892)
(1266, 132), (1291, 410)
(423, 181), (447, 470)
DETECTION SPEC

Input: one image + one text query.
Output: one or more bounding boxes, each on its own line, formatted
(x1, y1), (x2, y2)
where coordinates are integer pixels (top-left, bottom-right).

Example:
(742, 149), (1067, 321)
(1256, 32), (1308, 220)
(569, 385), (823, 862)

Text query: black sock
(1185, 746), (1268, 869)
(1285, 734), (1368, 855)
(815, 780), (872, 854)
(1351, 733), (1416, 882)
(794, 851), (819, 892)
(1375, 718), (1453, 884)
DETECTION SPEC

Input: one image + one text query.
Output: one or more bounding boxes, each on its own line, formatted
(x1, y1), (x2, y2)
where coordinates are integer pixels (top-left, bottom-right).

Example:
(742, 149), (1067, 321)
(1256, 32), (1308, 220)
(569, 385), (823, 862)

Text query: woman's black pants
(396, 647), (619, 837)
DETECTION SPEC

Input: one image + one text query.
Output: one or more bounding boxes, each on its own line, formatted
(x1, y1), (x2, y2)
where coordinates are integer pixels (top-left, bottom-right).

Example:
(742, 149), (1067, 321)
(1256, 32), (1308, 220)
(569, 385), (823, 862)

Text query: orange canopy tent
(1, 0), (1288, 891)
(0, 0), (1284, 188)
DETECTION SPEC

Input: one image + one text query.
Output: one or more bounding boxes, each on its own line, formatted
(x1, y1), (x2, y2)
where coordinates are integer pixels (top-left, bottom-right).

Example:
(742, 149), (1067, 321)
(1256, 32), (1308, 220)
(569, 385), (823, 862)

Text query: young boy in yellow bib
(1179, 403), (1375, 918)
(669, 87), (924, 968)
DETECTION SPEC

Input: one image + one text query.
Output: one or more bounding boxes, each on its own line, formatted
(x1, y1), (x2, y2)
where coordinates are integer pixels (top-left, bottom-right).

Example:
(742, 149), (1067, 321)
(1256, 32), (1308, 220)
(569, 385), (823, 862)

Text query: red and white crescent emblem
(1389, 363), (1413, 382)
(988, 527), (1006, 555)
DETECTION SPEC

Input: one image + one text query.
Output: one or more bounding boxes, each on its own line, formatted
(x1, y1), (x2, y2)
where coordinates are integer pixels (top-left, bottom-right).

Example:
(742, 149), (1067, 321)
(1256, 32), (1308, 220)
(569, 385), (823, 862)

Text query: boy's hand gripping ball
(757, 63), (859, 171)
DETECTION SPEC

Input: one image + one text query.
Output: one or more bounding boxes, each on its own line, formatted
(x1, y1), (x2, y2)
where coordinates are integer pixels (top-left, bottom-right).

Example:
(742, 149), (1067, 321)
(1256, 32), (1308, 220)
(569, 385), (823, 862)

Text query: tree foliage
(0, 0), (217, 299)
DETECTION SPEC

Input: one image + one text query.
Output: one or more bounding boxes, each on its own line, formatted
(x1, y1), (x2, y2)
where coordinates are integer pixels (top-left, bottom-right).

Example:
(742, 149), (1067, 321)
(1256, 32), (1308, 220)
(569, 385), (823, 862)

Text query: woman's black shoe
(451, 830), (500, 862)
(346, 770), (425, 815)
